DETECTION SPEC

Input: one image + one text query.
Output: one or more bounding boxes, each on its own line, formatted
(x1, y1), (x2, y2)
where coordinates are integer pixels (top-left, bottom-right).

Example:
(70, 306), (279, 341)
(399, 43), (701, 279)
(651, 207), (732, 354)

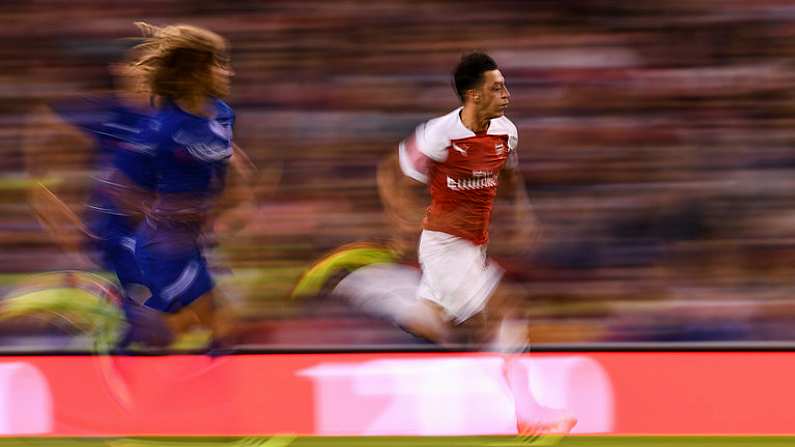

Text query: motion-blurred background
(3, 0), (795, 347)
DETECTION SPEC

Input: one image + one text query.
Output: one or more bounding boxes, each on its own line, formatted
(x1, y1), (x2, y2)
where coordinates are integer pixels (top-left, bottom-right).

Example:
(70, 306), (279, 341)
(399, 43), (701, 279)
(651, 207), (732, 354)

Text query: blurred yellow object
(168, 327), (213, 351)
(0, 271), (125, 349)
(290, 243), (398, 299)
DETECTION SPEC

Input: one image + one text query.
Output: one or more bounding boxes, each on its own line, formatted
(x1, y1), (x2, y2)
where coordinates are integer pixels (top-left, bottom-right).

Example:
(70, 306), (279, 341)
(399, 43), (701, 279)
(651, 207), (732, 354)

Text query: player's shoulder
(152, 104), (182, 133)
(160, 100), (233, 162)
(156, 101), (208, 135)
(425, 107), (461, 137)
(488, 115), (518, 150)
(155, 101), (185, 123)
(424, 107), (460, 131)
(423, 107), (469, 141)
(136, 103), (181, 148)
(212, 98), (235, 124)
(409, 108), (465, 161)
(488, 115), (518, 138)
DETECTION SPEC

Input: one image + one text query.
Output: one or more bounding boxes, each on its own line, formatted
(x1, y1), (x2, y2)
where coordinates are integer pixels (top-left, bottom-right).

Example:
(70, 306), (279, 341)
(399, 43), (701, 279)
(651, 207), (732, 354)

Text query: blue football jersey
(143, 98), (235, 225)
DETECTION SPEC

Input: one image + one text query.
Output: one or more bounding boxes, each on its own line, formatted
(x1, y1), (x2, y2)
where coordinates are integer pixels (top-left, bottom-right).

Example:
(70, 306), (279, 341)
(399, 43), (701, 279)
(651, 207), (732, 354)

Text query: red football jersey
(399, 107), (518, 245)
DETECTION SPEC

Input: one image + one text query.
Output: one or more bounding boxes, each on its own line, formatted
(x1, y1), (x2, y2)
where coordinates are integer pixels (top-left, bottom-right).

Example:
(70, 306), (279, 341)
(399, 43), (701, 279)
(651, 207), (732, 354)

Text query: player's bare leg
(394, 298), (450, 343)
(162, 290), (270, 349)
(486, 288), (577, 441)
(164, 292), (215, 334)
(501, 355), (577, 444)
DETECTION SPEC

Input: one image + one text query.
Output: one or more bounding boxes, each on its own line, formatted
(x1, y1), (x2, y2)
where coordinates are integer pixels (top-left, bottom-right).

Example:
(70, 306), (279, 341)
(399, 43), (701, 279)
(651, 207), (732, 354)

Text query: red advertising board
(0, 352), (792, 436)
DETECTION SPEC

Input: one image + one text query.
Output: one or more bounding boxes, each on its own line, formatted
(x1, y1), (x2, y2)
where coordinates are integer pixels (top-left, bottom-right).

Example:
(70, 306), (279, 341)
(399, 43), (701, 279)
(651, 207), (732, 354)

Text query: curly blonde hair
(133, 22), (229, 100)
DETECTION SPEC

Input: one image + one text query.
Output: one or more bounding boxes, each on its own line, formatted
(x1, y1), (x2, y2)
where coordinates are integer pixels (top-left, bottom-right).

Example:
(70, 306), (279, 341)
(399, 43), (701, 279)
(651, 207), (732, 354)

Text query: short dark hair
(453, 52), (498, 102)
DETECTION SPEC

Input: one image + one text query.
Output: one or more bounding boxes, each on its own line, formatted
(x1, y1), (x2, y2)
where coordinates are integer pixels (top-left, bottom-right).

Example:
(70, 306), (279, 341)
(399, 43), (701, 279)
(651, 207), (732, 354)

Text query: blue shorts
(134, 223), (214, 313)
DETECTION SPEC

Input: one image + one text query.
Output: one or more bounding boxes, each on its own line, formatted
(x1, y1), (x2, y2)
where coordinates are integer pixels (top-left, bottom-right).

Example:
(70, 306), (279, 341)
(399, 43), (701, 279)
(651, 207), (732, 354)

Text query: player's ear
(466, 88), (480, 103)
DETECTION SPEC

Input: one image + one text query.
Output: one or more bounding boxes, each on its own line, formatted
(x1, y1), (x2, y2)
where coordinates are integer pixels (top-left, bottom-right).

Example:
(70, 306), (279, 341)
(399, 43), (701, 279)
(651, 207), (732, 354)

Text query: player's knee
(121, 300), (174, 347)
(401, 299), (450, 343)
(125, 283), (151, 305)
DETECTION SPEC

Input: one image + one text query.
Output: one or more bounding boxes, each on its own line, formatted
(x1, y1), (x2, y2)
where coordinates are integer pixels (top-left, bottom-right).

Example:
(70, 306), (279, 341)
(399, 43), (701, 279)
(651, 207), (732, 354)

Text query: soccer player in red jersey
(380, 52), (576, 437)
(383, 52), (529, 346)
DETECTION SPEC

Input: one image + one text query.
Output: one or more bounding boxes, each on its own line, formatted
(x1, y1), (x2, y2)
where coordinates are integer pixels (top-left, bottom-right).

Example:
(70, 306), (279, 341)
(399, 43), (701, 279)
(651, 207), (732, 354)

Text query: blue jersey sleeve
(51, 96), (114, 136)
(176, 99), (234, 164)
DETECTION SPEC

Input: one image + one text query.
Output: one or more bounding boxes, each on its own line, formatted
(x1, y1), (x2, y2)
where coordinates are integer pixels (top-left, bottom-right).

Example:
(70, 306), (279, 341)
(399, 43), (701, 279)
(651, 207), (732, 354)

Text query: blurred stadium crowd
(3, 0), (795, 346)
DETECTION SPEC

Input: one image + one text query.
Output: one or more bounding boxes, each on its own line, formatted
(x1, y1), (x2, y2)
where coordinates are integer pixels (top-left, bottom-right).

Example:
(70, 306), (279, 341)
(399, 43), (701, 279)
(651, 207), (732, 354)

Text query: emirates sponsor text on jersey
(446, 171), (498, 191)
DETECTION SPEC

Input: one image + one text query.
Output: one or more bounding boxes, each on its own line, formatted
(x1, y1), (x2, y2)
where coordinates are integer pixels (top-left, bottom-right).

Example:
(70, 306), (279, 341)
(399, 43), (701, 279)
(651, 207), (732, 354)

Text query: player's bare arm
(22, 104), (97, 260)
(497, 166), (541, 249)
(23, 104), (95, 197)
(212, 143), (260, 235)
(377, 151), (427, 255)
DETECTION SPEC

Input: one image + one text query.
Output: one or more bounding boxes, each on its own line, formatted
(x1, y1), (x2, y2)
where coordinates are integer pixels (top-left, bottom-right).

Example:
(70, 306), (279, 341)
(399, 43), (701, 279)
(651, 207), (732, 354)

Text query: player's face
(476, 69), (510, 119)
(210, 59), (233, 97)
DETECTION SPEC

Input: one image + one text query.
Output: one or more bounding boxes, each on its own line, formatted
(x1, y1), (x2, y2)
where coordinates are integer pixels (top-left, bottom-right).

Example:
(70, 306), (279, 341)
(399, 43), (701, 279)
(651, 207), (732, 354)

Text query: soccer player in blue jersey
(22, 42), (177, 346)
(130, 23), (237, 342)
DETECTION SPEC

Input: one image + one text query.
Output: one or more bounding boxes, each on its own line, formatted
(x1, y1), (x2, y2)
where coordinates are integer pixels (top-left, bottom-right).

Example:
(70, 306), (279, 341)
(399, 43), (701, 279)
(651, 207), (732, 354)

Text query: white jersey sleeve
(398, 115), (451, 183)
(506, 127), (519, 169)
(492, 116), (519, 170)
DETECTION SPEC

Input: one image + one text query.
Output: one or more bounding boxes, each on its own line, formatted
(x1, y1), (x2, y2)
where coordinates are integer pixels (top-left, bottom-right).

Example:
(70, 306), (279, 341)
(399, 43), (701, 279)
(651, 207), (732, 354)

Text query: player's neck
(459, 105), (491, 134)
(175, 95), (214, 118)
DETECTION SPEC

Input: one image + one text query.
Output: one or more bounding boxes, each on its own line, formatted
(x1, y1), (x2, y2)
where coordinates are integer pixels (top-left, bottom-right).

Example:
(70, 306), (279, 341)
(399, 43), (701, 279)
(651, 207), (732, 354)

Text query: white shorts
(417, 230), (503, 323)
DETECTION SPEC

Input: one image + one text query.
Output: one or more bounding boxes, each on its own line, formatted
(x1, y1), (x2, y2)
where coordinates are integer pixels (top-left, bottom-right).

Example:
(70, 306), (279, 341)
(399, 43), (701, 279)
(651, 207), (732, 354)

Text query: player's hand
(501, 218), (542, 258)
